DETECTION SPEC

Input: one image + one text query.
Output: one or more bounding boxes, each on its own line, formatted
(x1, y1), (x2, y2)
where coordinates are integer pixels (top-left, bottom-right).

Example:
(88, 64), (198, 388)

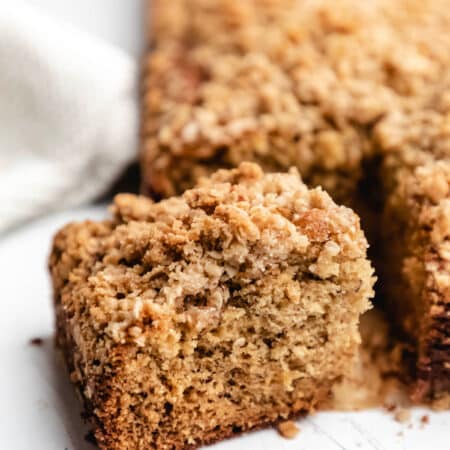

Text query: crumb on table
(29, 337), (43, 346)
(276, 420), (300, 439)
(394, 408), (411, 424)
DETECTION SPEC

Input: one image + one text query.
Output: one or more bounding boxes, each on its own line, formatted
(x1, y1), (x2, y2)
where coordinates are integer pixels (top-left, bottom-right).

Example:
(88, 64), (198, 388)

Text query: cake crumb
(420, 415), (429, 425)
(29, 337), (43, 346)
(277, 420), (299, 439)
(394, 408), (411, 423)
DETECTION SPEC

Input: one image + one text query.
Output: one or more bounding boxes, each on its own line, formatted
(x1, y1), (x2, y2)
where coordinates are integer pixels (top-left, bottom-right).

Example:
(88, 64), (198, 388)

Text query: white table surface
(0, 2), (449, 449)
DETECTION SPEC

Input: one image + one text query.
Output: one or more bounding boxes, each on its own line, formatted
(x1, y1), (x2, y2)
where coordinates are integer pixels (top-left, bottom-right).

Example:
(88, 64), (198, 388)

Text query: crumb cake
(141, 0), (450, 203)
(50, 163), (374, 449)
(374, 103), (450, 406)
(141, 0), (450, 404)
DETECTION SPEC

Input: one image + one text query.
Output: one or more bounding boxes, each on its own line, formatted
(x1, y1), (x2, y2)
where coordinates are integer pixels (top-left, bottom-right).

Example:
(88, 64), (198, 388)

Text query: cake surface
(50, 163), (374, 449)
(141, 0), (450, 404)
(141, 0), (450, 203)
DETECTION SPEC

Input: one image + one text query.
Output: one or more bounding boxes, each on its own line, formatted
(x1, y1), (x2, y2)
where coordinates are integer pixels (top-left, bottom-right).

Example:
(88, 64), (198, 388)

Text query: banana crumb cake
(50, 163), (374, 450)
(141, 0), (450, 405)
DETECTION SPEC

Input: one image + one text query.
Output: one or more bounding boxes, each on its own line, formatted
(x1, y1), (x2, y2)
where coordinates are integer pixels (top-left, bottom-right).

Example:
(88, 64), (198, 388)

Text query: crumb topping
(51, 163), (372, 349)
(142, 0), (450, 199)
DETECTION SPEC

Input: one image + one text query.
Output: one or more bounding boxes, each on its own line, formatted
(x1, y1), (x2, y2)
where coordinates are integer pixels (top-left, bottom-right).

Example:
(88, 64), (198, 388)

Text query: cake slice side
(375, 105), (450, 405)
(50, 163), (375, 449)
(378, 161), (450, 405)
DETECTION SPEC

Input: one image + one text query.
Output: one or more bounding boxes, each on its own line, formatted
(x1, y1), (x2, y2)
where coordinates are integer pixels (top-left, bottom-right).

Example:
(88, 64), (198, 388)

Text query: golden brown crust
(50, 163), (374, 449)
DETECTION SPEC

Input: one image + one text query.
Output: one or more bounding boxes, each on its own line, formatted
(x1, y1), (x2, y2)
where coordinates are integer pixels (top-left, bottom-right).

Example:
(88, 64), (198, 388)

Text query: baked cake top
(51, 163), (372, 355)
(142, 0), (450, 197)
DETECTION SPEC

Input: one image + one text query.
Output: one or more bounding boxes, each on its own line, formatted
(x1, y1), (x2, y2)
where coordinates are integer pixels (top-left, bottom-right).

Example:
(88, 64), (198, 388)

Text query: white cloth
(0, 2), (138, 233)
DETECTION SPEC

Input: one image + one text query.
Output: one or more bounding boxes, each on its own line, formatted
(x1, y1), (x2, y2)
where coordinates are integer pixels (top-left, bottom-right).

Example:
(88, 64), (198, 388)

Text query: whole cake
(140, 0), (450, 404)
(50, 163), (374, 449)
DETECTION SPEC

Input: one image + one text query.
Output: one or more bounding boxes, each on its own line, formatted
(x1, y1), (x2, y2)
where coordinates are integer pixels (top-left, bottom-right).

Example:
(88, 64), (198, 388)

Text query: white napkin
(0, 3), (138, 234)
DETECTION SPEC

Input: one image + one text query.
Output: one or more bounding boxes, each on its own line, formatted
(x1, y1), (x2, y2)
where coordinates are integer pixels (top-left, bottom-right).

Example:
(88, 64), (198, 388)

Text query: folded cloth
(0, 2), (138, 234)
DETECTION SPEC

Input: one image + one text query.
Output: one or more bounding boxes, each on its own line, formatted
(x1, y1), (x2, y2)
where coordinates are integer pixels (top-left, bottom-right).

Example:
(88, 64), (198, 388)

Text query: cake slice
(374, 108), (450, 406)
(50, 163), (374, 449)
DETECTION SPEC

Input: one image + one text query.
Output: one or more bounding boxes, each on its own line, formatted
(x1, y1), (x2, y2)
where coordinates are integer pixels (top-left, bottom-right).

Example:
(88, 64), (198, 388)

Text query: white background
(0, 1), (449, 449)
(23, 0), (145, 58)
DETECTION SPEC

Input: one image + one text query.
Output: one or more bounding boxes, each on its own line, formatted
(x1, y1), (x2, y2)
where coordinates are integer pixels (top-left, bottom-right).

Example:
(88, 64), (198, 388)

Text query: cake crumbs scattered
(394, 408), (411, 423)
(29, 337), (43, 346)
(277, 420), (300, 439)
(420, 415), (429, 425)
